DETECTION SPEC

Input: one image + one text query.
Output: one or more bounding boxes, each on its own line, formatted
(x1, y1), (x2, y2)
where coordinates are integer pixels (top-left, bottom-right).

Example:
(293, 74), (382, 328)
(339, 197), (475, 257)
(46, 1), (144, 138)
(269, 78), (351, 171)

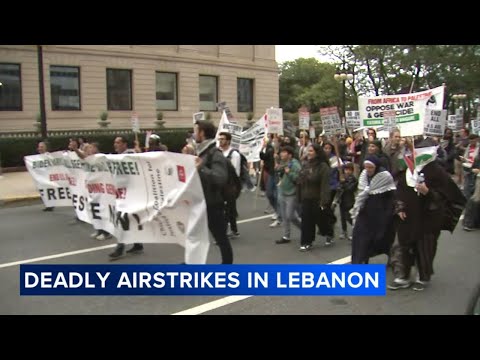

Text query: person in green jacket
(275, 145), (302, 244)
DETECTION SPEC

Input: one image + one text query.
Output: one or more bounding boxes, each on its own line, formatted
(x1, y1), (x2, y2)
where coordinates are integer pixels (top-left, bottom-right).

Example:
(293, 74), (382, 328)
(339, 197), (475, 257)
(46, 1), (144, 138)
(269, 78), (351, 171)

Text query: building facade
(0, 45), (279, 132)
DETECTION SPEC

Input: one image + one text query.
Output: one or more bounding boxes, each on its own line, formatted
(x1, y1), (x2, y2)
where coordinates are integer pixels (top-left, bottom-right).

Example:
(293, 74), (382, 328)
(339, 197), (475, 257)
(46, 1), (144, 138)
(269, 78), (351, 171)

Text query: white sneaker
(250, 186), (257, 192)
(90, 232), (99, 239)
(95, 234), (106, 241)
(271, 213), (278, 220)
(269, 220), (281, 228)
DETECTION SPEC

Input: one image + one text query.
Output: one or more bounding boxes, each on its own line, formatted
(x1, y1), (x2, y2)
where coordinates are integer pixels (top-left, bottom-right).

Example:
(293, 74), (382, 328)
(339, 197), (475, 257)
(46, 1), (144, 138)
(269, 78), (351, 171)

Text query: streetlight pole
(37, 45), (48, 139)
(334, 64), (353, 120)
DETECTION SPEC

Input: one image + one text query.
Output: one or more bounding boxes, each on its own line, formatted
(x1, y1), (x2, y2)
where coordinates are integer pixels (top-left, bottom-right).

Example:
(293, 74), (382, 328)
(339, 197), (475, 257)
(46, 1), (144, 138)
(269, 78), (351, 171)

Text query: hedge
(0, 129), (192, 168)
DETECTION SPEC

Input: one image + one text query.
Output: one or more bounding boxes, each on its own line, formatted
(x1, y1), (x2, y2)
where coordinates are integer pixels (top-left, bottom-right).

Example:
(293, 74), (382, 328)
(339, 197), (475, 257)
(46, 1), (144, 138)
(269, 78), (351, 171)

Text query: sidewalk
(0, 171), (40, 207)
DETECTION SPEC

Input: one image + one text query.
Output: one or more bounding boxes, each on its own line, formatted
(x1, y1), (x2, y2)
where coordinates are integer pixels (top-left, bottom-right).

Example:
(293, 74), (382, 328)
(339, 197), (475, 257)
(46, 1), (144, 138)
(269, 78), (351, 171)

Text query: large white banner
(357, 85), (445, 136)
(239, 114), (267, 162)
(24, 151), (210, 264)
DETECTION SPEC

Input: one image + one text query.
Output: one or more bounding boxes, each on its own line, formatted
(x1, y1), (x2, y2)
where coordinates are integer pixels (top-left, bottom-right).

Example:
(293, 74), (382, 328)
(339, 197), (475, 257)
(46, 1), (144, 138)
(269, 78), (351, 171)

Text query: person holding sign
(36, 141), (54, 212)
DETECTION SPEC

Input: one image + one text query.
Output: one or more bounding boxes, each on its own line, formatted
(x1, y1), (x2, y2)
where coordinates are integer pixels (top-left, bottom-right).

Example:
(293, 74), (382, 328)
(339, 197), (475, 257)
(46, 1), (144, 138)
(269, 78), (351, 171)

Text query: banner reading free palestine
(357, 86), (445, 137)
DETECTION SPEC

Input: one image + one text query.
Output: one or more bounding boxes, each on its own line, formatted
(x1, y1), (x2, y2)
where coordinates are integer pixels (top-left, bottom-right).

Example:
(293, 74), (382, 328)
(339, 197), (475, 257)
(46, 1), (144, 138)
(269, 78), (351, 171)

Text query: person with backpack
(218, 132), (241, 238)
(194, 121), (233, 264)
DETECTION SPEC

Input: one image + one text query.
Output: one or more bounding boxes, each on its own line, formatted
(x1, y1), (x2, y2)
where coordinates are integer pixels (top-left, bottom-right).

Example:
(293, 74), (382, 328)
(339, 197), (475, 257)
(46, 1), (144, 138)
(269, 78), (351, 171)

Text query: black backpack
(207, 148), (242, 201)
(227, 149), (250, 185)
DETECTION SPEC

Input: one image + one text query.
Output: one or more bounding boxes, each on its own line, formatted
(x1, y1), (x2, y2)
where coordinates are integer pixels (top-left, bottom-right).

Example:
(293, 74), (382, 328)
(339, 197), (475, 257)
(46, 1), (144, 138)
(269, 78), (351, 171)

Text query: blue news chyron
(20, 264), (386, 296)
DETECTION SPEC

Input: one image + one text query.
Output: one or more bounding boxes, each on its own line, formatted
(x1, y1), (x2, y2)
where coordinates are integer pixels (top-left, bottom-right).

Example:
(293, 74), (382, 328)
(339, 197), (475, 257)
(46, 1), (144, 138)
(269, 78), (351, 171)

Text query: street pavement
(0, 189), (479, 315)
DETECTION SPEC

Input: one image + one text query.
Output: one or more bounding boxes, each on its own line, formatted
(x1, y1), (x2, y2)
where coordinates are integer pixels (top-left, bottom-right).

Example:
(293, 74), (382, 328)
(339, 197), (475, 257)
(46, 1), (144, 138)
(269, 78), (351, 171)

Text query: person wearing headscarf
(350, 155), (396, 264)
(388, 138), (467, 291)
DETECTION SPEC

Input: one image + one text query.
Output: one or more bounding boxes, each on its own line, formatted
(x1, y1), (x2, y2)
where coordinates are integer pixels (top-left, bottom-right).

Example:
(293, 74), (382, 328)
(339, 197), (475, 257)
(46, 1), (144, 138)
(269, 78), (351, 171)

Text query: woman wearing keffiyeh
(350, 155), (396, 264)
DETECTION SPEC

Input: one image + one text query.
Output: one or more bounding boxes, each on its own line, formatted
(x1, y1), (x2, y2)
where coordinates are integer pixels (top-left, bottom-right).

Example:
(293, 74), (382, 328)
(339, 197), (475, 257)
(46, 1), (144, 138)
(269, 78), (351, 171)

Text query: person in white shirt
(218, 132), (241, 238)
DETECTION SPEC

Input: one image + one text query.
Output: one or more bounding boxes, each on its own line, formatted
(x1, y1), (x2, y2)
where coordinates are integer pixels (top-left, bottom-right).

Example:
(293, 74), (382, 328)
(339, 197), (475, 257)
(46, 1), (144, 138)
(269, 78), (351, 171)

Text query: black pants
(300, 199), (321, 246)
(208, 205), (233, 264)
(340, 205), (352, 232)
(224, 199), (238, 233)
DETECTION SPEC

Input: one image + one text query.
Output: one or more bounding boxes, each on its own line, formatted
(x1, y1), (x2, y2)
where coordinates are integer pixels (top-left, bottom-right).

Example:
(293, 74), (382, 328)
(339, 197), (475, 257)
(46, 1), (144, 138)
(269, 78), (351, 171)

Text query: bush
(0, 129), (192, 168)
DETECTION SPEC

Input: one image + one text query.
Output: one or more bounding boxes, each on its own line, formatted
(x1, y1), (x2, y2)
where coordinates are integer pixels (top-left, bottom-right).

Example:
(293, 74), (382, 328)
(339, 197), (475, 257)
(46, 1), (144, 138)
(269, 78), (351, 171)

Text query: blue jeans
(278, 192), (301, 239)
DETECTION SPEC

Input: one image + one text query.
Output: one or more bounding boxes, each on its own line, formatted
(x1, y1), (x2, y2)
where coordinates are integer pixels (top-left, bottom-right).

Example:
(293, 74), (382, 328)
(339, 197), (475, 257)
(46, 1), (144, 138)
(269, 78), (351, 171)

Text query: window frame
(155, 71), (178, 111)
(106, 68), (133, 111)
(0, 62), (22, 111)
(237, 77), (254, 113)
(199, 74), (218, 112)
(50, 65), (81, 111)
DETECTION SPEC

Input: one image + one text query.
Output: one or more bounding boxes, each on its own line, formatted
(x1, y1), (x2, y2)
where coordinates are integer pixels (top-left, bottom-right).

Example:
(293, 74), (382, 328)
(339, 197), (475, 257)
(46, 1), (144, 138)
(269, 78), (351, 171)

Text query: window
(0, 63), (22, 111)
(199, 75), (218, 111)
(50, 66), (80, 110)
(156, 72), (177, 111)
(107, 68), (132, 110)
(237, 78), (254, 112)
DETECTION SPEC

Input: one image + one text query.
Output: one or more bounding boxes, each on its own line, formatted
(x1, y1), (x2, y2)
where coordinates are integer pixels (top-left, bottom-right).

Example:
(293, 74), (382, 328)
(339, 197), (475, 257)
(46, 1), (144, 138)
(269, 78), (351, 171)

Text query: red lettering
(105, 184), (116, 195)
(87, 183), (105, 194)
(116, 188), (127, 199)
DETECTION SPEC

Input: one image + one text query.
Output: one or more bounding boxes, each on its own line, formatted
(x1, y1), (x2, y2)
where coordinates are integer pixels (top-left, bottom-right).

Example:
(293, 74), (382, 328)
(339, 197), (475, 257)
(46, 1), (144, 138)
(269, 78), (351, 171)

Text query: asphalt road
(1, 191), (479, 315)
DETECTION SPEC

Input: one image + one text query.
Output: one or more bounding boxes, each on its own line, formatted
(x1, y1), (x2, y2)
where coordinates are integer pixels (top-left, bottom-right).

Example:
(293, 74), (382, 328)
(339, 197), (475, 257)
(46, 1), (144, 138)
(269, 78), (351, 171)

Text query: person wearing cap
(350, 155), (396, 265)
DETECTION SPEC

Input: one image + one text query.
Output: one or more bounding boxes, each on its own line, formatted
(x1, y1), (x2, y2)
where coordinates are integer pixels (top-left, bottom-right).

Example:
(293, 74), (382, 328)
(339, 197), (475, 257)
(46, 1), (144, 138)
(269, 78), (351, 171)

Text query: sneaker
(250, 186), (257, 193)
(387, 278), (412, 290)
(42, 207), (54, 212)
(348, 235), (353, 241)
(275, 237), (291, 244)
(339, 232), (347, 240)
(463, 226), (473, 232)
(227, 231), (240, 238)
(95, 234), (107, 241)
(269, 220), (281, 228)
(271, 213), (278, 220)
(109, 245), (124, 259)
(412, 281), (428, 291)
(126, 244), (144, 254)
(299, 244), (312, 252)
(325, 236), (335, 246)
(90, 232), (99, 239)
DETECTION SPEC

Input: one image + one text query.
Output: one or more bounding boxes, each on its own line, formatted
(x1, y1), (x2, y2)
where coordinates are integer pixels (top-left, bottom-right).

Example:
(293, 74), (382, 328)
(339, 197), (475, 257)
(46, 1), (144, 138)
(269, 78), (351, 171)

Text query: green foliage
(0, 129), (192, 168)
(156, 111), (164, 120)
(100, 111), (108, 121)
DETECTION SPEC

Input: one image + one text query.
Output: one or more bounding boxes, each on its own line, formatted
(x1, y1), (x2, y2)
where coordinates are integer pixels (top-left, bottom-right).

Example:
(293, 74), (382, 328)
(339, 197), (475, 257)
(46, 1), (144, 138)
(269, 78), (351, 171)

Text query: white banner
(24, 152), (210, 264)
(357, 85), (445, 136)
(239, 115), (267, 162)
(424, 109), (447, 136)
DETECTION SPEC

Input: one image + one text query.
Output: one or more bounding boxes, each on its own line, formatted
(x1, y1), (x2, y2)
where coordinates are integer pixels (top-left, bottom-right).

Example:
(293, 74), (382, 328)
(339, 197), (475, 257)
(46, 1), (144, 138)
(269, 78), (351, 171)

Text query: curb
(0, 195), (41, 208)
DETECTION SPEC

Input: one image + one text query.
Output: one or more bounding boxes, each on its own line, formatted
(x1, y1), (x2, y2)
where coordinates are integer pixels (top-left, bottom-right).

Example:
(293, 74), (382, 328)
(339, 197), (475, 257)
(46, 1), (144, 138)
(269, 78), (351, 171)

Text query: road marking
(0, 245), (117, 269)
(171, 255), (352, 315)
(0, 214), (275, 269)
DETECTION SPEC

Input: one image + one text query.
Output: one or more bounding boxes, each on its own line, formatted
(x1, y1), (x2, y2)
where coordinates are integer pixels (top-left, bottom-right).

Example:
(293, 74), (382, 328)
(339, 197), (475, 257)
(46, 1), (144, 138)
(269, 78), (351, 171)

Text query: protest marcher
(296, 144), (330, 251)
(320, 142), (340, 245)
(36, 141), (54, 212)
(218, 132), (241, 238)
(459, 134), (479, 199)
(350, 155), (396, 264)
(274, 145), (302, 244)
(338, 162), (358, 241)
(70, 141), (113, 241)
(260, 135), (282, 227)
(109, 136), (144, 259)
(463, 150), (480, 231)
(441, 128), (456, 176)
(383, 128), (406, 183)
(388, 139), (467, 291)
(454, 128), (470, 188)
(194, 120), (233, 264)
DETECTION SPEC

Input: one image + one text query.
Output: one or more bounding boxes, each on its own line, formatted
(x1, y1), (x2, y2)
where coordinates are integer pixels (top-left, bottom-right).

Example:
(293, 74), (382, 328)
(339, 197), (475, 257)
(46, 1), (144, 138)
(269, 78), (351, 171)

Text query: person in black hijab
(388, 138), (467, 291)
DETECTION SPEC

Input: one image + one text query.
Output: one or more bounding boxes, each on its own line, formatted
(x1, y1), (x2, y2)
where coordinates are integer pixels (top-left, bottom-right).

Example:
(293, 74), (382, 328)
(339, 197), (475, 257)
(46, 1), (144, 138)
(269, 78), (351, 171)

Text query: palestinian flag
(398, 146), (438, 174)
